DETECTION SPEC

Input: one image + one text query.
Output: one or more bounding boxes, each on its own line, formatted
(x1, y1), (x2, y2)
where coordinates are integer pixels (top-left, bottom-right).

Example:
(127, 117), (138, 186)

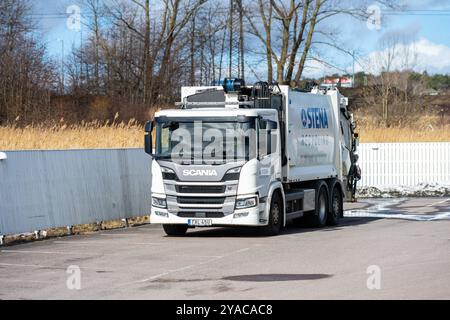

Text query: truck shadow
(183, 216), (381, 238)
(146, 273), (332, 284)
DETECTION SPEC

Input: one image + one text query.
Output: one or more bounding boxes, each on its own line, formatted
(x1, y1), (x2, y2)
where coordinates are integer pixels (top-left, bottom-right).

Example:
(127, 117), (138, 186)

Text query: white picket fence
(358, 143), (450, 187)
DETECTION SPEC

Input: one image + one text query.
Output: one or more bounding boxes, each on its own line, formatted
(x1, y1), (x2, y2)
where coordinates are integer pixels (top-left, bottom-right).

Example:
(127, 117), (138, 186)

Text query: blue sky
(33, 0), (450, 79)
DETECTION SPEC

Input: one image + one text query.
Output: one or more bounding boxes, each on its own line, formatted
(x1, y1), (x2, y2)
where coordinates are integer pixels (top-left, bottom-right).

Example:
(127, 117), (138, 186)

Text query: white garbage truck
(145, 79), (360, 236)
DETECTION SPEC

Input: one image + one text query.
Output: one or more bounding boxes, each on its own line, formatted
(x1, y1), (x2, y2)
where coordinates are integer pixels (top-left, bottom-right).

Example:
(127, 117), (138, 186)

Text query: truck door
(257, 117), (280, 196)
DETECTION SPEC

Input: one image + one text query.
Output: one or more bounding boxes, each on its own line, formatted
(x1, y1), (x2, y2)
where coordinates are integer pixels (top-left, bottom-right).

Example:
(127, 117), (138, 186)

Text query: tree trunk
(294, 0), (321, 86)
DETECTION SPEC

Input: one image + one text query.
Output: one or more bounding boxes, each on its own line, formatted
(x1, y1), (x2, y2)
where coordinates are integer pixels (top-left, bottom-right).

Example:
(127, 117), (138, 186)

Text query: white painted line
(100, 233), (157, 236)
(53, 240), (162, 245)
(168, 265), (196, 273)
(135, 272), (171, 283)
(1, 249), (90, 255)
(167, 254), (224, 259)
(0, 262), (65, 269)
(229, 247), (250, 255)
(0, 262), (112, 272)
(0, 278), (52, 284)
(119, 247), (252, 287)
(426, 199), (450, 207)
(127, 264), (199, 284)
(345, 211), (450, 221)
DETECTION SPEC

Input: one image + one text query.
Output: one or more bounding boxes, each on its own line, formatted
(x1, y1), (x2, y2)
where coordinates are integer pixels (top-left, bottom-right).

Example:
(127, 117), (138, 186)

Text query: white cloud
(302, 59), (345, 79)
(360, 38), (450, 74)
(414, 38), (450, 70)
(247, 38), (450, 82)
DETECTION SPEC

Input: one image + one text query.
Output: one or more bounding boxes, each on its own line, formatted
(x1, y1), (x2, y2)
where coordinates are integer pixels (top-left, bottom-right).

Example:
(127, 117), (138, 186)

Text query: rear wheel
(327, 186), (343, 226)
(262, 192), (283, 236)
(305, 183), (328, 228)
(163, 224), (188, 236)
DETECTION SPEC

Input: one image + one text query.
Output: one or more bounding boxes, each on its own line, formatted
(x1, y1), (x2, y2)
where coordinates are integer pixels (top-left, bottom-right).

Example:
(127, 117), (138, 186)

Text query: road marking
(426, 199), (450, 207)
(123, 265), (200, 284)
(118, 247), (252, 287)
(167, 254), (224, 259)
(233, 247), (250, 254)
(53, 240), (162, 245)
(137, 272), (171, 282)
(1, 249), (90, 255)
(100, 233), (158, 236)
(0, 262), (113, 273)
(135, 265), (200, 283)
(0, 262), (66, 269)
(0, 278), (52, 284)
(345, 211), (450, 221)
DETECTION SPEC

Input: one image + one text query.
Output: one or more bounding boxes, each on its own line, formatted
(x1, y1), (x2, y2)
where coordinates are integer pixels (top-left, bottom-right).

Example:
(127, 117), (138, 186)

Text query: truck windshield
(155, 120), (256, 164)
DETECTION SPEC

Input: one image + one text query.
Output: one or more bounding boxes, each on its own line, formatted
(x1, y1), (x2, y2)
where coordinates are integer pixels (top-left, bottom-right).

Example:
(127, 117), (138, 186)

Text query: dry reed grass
(357, 115), (450, 143)
(0, 117), (144, 151)
(1, 115), (449, 150)
(359, 126), (450, 143)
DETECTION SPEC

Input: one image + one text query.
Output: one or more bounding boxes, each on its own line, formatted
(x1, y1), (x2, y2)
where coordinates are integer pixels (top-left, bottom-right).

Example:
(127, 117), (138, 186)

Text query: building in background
(322, 76), (354, 88)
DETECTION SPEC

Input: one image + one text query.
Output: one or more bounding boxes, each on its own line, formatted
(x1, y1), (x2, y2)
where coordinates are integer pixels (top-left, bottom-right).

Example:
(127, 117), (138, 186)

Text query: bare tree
(0, 0), (56, 123)
(363, 31), (418, 126)
(245, 0), (394, 86)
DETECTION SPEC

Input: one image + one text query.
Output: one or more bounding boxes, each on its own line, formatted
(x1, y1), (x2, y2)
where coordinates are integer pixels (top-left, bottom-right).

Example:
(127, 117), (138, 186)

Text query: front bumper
(150, 204), (267, 227)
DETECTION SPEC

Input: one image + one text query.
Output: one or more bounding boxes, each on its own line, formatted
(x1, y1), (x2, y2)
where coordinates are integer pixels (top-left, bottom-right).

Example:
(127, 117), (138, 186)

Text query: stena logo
(183, 169), (218, 177)
(301, 108), (329, 129)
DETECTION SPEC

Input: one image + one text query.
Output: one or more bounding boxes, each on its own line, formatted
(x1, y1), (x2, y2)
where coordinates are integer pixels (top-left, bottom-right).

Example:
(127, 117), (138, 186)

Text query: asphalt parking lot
(0, 198), (449, 300)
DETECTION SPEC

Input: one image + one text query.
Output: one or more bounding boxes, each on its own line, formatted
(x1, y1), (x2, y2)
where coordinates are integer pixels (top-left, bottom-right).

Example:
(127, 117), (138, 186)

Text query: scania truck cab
(145, 80), (360, 236)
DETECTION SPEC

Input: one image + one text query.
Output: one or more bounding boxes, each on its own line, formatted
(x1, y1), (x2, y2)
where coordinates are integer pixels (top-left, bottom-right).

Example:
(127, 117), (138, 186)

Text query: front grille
(162, 171), (240, 182)
(176, 185), (225, 194)
(178, 212), (224, 218)
(177, 196), (225, 205)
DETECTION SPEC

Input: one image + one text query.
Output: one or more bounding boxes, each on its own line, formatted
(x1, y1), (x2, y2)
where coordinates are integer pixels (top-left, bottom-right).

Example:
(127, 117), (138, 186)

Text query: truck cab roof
(155, 108), (278, 119)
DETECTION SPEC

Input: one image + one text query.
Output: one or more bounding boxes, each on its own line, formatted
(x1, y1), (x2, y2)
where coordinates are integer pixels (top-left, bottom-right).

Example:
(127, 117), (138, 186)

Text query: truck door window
(258, 118), (277, 156)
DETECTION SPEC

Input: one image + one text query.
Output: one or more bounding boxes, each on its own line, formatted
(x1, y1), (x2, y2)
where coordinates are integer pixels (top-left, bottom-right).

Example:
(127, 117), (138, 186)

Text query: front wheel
(261, 192), (283, 236)
(163, 224), (188, 236)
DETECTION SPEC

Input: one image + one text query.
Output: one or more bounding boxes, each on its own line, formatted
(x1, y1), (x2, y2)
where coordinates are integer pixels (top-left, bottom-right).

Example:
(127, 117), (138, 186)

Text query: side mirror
(144, 121), (153, 156)
(353, 134), (359, 152)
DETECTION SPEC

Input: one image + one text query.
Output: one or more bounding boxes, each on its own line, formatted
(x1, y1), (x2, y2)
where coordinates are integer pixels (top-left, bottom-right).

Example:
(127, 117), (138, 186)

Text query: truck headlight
(161, 167), (176, 180)
(224, 167), (241, 181)
(152, 197), (167, 209)
(226, 167), (241, 174)
(161, 167), (175, 174)
(235, 196), (257, 209)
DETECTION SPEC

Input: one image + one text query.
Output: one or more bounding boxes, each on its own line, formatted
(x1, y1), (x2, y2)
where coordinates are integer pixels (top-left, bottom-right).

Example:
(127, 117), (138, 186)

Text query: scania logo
(183, 169), (218, 177)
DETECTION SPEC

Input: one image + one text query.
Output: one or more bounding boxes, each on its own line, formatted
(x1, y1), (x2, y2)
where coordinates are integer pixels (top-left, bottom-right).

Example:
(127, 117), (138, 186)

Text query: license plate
(188, 219), (212, 227)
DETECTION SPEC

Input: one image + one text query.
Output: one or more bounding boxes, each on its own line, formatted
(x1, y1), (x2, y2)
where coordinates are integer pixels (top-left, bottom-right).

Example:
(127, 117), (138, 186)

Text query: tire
(262, 192), (283, 236)
(163, 224), (188, 236)
(305, 183), (328, 228)
(327, 185), (343, 226)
